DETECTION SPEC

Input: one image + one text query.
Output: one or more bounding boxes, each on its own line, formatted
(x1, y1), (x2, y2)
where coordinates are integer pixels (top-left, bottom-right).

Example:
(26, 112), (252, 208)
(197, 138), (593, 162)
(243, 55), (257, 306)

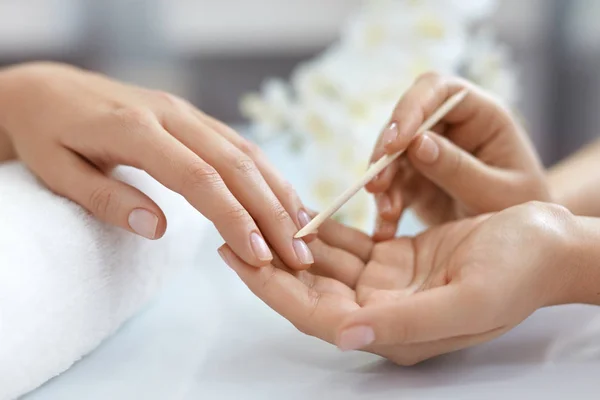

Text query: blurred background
(1, 0), (599, 166)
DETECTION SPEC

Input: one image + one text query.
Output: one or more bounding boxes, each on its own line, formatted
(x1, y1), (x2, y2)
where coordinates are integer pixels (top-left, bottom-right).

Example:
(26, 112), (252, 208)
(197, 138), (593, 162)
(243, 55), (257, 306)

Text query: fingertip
(218, 243), (251, 274)
(152, 207), (168, 239)
(372, 217), (397, 242)
(407, 132), (440, 165)
(127, 208), (160, 240)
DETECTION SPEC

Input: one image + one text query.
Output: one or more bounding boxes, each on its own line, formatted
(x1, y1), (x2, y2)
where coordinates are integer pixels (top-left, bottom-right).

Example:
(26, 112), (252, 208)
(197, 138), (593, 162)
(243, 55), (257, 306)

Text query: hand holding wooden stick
(295, 89), (469, 238)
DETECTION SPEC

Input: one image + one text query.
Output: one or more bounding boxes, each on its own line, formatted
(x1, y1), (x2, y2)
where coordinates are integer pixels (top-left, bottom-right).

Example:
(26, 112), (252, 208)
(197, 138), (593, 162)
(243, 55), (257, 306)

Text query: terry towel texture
(0, 162), (208, 399)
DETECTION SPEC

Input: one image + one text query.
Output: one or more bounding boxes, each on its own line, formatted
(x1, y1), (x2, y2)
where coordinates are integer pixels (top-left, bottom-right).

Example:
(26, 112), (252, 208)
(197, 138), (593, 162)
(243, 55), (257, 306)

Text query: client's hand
(0, 62), (314, 270)
(219, 202), (576, 365)
(367, 72), (551, 240)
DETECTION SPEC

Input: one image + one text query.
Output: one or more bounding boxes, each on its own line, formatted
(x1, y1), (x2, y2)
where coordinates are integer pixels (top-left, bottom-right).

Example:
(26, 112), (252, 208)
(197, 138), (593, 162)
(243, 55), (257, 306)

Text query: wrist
(557, 215), (600, 305)
(542, 211), (600, 306)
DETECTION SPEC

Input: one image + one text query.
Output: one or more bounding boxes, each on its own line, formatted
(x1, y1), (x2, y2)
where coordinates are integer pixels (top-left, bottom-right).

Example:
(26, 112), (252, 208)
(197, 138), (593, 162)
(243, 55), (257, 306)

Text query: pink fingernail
(128, 209), (158, 239)
(250, 232), (272, 261)
(338, 325), (375, 351)
(415, 134), (440, 164)
(382, 122), (398, 145)
(298, 209), (312, 228)
(293, 238), (314, 265)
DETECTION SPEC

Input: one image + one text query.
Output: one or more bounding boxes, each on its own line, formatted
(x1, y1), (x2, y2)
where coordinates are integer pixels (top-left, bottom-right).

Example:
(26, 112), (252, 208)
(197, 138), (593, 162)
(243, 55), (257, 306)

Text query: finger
(372, 182), (404, 242)
(337, 284), (490, 349)
(357, 238), (416, 297)
(406, 131), (511, 212)
(365, 150), (402, 194)
(269, 244), (356, 298)
(372, 215), (398, 242)
(37, 148), (167, 239)
(218, 244), (358, 344)
(383, 73), (515, 156)
(315, 213), (374, 262)
(366, 122), (444, 195)
(192, 108), (316, 242)
(164, 112), (313, 270)
(308, 239), (366, 288)
(66, 108), (275, 266)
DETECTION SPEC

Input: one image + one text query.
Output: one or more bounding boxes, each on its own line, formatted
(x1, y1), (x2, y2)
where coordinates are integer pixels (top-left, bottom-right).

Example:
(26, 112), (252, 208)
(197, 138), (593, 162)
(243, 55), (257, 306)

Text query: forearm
(548, 140), (600, 217)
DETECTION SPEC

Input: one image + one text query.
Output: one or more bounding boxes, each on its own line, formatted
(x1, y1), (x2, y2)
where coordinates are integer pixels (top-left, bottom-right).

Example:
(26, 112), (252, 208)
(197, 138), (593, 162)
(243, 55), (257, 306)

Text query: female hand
(219, 202), (577, 365)
(367, 72), (551, 241)
(0, 62), (314, 269)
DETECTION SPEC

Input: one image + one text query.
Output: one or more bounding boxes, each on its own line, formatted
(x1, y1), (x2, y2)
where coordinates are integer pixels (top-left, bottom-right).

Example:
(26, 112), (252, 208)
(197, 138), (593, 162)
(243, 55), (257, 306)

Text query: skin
(0, 62), (316, 270)
(366, 72), (551, 241)
(548, 139), (600, 217)
(219, 201), (598, 366)
(219, 75), (600, 366)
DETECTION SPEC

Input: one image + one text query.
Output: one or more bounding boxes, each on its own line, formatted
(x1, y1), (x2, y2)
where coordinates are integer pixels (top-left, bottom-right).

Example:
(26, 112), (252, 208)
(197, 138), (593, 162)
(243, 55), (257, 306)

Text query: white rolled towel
(0, 162), (208, 400)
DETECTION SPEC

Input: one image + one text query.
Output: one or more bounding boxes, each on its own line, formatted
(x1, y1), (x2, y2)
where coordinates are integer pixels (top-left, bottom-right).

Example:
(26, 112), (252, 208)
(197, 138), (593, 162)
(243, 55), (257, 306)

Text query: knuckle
(271, 202), (291, 223)
(233, 156), (258, 176)
(221, 205), (250, 223)
(281, 180), (297, 200)
(154, 90), (188, 111)
(112, 106), (155, 130)
(238, 139), (262, 158)
(89, 186), (120, 217)
(183, 161), (222, 190)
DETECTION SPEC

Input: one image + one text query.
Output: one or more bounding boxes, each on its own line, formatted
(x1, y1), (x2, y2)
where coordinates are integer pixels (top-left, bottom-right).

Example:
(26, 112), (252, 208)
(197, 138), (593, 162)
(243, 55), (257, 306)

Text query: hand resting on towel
(0, 62), (314, 271)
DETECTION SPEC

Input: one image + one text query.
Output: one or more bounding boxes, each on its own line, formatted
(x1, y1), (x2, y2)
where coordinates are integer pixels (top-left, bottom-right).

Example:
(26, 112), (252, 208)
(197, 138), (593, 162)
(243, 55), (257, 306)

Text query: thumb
(406, 131), (506, 210)
(42, 151), (167, 239)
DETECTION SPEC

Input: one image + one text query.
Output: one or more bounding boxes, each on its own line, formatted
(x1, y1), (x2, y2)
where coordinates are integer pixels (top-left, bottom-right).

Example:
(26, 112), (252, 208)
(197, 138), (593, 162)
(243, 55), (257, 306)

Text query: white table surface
(25, 139), (600, 399)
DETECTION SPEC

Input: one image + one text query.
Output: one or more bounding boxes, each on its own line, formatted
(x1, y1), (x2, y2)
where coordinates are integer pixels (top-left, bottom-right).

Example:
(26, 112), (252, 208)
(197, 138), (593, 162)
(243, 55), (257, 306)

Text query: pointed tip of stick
(294, 228), (315, 239)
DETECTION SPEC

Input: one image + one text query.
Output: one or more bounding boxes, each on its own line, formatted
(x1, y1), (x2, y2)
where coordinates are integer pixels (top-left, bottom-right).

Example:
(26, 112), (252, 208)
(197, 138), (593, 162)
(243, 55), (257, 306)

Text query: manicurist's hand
(220, 202), (580, 365)
(367, 72), (551, 240)
(0, 62), (314, 269)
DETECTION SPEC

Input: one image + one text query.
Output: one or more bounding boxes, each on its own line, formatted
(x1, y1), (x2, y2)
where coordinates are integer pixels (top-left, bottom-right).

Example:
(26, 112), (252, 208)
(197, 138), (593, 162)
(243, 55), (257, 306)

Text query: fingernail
(298, 209), (312, 228)
(377, 194), (392, 216)
(128, 208), (158, 239)
(415, 134), (440, 164)
(250, 232), (273, 261)
(338, 325), (375, 351)
(293, 238), (314, 265)
(382, 122), (398, 145)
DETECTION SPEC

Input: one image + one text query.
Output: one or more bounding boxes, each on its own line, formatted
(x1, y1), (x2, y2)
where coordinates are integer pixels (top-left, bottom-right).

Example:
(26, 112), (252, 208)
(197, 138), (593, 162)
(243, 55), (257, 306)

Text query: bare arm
(548, 140), (600, 217)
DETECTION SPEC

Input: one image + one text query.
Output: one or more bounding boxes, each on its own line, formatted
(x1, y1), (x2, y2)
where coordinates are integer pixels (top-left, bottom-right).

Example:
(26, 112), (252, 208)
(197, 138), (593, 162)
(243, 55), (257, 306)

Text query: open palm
(219, 202), (572, 365)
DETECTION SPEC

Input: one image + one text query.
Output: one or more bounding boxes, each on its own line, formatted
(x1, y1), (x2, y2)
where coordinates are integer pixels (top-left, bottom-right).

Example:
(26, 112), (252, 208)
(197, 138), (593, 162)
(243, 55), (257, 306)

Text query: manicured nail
(128, 208), (158, 239)
(250, 232), (273, 261)
(382, 122), (398, 145)
(338, 325), (375, 351)
(415, 134), (440, 164)
(293, 238), (314, 265)
(298, 209), (312, 228)
(377, 194), (392, 216)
